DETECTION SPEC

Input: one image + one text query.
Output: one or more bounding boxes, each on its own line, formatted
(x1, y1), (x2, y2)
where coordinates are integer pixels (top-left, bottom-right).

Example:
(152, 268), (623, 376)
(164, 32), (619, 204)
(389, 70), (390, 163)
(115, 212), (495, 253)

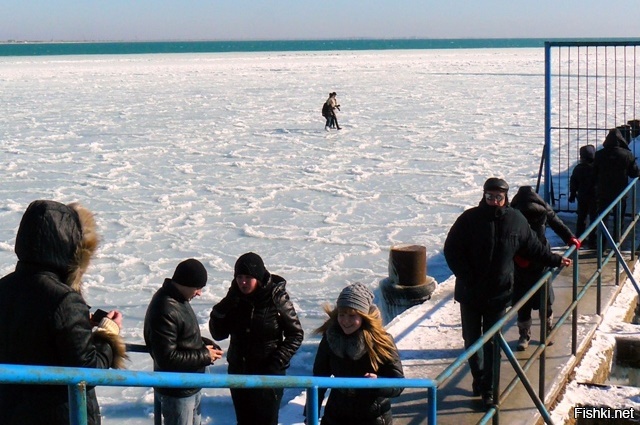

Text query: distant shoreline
(3, 37), (636, 57)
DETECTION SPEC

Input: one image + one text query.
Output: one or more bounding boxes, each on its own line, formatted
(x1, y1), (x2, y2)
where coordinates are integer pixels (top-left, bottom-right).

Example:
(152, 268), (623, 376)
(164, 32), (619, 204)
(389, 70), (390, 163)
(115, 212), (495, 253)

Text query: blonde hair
(314, 303), (398, 372)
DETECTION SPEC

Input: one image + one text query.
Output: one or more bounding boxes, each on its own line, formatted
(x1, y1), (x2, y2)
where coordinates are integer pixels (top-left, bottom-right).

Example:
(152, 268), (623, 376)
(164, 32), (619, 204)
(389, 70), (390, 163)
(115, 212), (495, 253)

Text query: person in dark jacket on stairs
(593, 128), (640, 244)
(444, 178), (572, 409)
(144, 258), (224, 425)
(569, 145), (597, 247)
(510, 186), (580, 351)
(209, 252), (304, 425)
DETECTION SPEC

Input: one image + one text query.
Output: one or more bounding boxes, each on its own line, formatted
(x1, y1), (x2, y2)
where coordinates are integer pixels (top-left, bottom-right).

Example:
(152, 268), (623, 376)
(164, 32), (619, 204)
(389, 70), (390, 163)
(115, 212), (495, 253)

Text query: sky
(3, 0), (640, 42)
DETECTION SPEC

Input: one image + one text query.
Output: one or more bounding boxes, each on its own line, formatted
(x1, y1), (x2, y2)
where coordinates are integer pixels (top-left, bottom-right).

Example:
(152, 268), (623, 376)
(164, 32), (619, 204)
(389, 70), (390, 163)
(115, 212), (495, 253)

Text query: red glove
(514, 255), (531, 268)
(568, 237), (581, 249)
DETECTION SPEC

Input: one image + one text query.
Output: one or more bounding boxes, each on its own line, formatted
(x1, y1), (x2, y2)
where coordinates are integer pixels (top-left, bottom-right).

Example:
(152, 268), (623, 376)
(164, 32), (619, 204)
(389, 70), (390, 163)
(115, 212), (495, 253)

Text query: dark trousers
(513, 266), (554, 323)
(576, 198), (597, 245)
(598, 197), (626, 244)
(230, 387), (283, 425)
(459, 302), (505, 393)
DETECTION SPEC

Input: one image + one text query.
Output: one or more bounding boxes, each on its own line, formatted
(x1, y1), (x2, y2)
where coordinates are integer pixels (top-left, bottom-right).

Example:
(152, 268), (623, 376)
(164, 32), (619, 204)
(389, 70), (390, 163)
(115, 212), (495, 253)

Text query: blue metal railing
(0, 363), (435, 425)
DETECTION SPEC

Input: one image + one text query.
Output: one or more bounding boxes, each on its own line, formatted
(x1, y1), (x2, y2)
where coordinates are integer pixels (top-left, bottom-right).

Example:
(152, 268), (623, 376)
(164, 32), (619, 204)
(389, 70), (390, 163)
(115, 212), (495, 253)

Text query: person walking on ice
(323, 92), (341, 131)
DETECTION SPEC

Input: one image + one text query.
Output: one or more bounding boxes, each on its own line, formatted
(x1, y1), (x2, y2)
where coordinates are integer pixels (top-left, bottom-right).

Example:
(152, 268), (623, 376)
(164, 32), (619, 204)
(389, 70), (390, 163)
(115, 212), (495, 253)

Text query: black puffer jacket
(209, 274), (303, 375)
(510, 186), (576, 306)
(144, 279), (213, 397)
(313, 325), (404, 425)
(0, 200), (126, 425)
(511, 186), (575, 251)
(593, 129), (640, 205)
(444, 199), (564, 308)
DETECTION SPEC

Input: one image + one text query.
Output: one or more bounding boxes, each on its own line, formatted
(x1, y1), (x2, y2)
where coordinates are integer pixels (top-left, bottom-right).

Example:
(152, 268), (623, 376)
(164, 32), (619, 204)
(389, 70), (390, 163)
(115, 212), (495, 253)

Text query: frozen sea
(0, 48), (554, 424)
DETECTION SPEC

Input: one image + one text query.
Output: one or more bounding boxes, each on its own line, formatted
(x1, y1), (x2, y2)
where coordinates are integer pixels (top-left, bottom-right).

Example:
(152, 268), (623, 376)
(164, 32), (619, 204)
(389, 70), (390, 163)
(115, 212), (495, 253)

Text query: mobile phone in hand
(92, 309), (109, 323)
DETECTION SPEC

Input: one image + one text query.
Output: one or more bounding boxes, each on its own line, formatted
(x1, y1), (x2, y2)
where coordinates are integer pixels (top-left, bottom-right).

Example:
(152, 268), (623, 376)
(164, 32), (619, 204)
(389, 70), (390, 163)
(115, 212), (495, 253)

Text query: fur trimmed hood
(15, 200), (99, 293)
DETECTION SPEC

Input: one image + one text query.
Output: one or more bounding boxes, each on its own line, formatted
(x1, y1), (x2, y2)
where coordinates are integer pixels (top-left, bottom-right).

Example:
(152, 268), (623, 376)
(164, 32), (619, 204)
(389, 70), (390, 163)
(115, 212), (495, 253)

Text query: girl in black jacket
(311, 282), (404, 425)
(209, 252), (303, 425)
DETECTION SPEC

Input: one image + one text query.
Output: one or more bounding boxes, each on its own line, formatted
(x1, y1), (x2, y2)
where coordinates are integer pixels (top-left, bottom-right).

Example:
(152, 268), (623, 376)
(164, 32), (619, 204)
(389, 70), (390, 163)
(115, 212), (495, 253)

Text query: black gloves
(212, 284), (241, 317)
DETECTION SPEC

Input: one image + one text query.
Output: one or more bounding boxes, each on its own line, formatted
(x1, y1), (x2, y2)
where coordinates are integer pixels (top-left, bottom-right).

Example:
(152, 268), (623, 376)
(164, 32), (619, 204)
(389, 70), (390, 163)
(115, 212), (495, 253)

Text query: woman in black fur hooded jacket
(510, 186), (580, 351)
(209, 252), (304, 425)
(310, 282), (404, 425)
(0, 200), (127, 425)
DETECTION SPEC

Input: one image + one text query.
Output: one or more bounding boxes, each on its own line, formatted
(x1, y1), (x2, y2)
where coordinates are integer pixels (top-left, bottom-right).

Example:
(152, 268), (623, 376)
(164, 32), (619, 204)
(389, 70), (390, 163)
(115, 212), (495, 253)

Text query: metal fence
(541, 40), (640, 209)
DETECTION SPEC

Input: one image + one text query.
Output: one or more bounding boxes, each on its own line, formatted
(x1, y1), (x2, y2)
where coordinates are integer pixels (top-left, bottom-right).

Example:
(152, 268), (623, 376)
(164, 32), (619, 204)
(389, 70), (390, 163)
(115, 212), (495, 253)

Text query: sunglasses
(484, 193), (505, 202)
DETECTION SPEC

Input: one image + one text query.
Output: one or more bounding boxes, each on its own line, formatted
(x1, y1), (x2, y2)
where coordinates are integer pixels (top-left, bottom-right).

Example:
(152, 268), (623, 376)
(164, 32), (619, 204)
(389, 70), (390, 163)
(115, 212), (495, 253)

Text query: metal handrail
(0, 363), (435, 425)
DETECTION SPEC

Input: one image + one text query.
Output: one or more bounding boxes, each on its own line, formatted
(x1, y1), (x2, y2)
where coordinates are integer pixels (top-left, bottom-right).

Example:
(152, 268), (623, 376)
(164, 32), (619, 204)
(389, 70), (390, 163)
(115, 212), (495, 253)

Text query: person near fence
(308, 282), (404, 425)
(443, 178), (571, 409)
(569, 144), (597, 248)
(510, 185), (580, 351)
(0, 200), (127, 425)
(593, 128), (640, 245)
(144, 258), (223, 425)
(209, 252), (304, 425)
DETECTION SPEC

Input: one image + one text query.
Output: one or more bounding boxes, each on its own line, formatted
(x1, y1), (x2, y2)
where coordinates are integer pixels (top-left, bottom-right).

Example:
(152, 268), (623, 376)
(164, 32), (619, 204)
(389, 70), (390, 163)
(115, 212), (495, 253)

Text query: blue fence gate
(542, 40), (640, 208)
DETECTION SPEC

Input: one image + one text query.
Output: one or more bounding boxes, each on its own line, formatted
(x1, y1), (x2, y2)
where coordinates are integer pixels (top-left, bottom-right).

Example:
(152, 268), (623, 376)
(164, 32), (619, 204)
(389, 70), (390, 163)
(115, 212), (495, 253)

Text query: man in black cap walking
(144, 258), (223, 425)
(444, 178), (571, 409)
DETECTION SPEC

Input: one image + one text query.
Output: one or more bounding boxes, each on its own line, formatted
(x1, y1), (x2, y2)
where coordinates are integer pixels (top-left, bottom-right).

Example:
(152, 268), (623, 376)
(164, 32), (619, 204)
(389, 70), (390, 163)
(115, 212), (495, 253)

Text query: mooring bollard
(379, 244), (436, 323)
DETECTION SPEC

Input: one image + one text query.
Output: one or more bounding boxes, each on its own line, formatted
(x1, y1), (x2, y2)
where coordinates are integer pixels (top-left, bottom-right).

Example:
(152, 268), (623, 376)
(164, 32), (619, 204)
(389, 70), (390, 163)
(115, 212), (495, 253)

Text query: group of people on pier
(0, 200), (403, 425)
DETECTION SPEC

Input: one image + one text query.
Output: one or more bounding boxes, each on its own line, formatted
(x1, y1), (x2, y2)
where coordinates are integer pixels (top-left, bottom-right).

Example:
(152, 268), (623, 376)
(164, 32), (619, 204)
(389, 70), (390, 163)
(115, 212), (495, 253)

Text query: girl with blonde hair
(311, 282), (404, 425)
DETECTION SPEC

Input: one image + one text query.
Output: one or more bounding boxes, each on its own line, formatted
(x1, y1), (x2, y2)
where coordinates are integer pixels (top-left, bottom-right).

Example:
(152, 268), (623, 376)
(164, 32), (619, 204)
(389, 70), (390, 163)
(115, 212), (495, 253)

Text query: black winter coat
(209, 275), (303, 376)
(312, 325), (404, 425)
(0, 200), (125, 425)
(144, 279), (213, 397)
(593, 134), (640, 206)
(444, 200), (564, 308)
(510, 186), (575, 306)
(570, 161), (596, 205)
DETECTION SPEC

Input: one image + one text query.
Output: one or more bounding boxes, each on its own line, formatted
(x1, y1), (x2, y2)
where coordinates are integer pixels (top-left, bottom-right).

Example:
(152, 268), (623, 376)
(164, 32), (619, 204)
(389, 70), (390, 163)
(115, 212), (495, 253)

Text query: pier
(386, 212), (640, 424)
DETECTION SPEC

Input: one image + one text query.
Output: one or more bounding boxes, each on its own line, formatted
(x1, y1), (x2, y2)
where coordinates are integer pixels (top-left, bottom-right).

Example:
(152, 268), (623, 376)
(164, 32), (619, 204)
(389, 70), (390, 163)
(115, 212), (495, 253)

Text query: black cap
(172, 259), (208, 288)
(483, 177), (509, 192)
(234, 252), (267, 283)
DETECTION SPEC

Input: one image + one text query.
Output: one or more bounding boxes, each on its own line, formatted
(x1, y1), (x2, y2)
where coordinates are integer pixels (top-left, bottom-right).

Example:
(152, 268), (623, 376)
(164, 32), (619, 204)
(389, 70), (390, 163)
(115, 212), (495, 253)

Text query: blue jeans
(160, 392), (202, 425)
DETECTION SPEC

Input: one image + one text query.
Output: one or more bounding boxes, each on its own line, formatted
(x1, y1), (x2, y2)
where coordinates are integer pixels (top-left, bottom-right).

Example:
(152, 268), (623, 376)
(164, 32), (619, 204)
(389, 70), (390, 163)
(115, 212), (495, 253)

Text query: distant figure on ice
(0, 200), (126, 425)
(209, 252), (303, 425)
(569, 145), (597, 248)
(308, 282), (404, 425)
(510, 186), (580, 351)
(444, 178), (571, 409)
(593, 128), (640, 243)
(323, 92), (341, 131)
(144, 258), (223, 425)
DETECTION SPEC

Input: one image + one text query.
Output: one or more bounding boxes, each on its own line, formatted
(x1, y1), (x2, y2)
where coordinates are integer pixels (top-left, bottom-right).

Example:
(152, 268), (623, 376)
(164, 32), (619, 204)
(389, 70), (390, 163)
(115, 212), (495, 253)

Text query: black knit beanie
(234, 252), (267, 283)
(336, 282), (375, 314)
(172, 258), (208, 288)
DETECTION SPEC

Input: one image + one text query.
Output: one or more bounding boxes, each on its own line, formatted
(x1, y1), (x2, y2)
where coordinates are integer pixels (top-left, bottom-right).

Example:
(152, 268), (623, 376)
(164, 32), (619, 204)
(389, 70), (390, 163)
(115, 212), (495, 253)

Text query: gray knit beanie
(336, 282), (375, 314)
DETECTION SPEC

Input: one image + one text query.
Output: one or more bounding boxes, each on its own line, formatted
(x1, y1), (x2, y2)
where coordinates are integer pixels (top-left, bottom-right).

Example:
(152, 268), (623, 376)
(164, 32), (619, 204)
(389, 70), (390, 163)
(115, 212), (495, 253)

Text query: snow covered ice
(0, 48), (556, 424)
